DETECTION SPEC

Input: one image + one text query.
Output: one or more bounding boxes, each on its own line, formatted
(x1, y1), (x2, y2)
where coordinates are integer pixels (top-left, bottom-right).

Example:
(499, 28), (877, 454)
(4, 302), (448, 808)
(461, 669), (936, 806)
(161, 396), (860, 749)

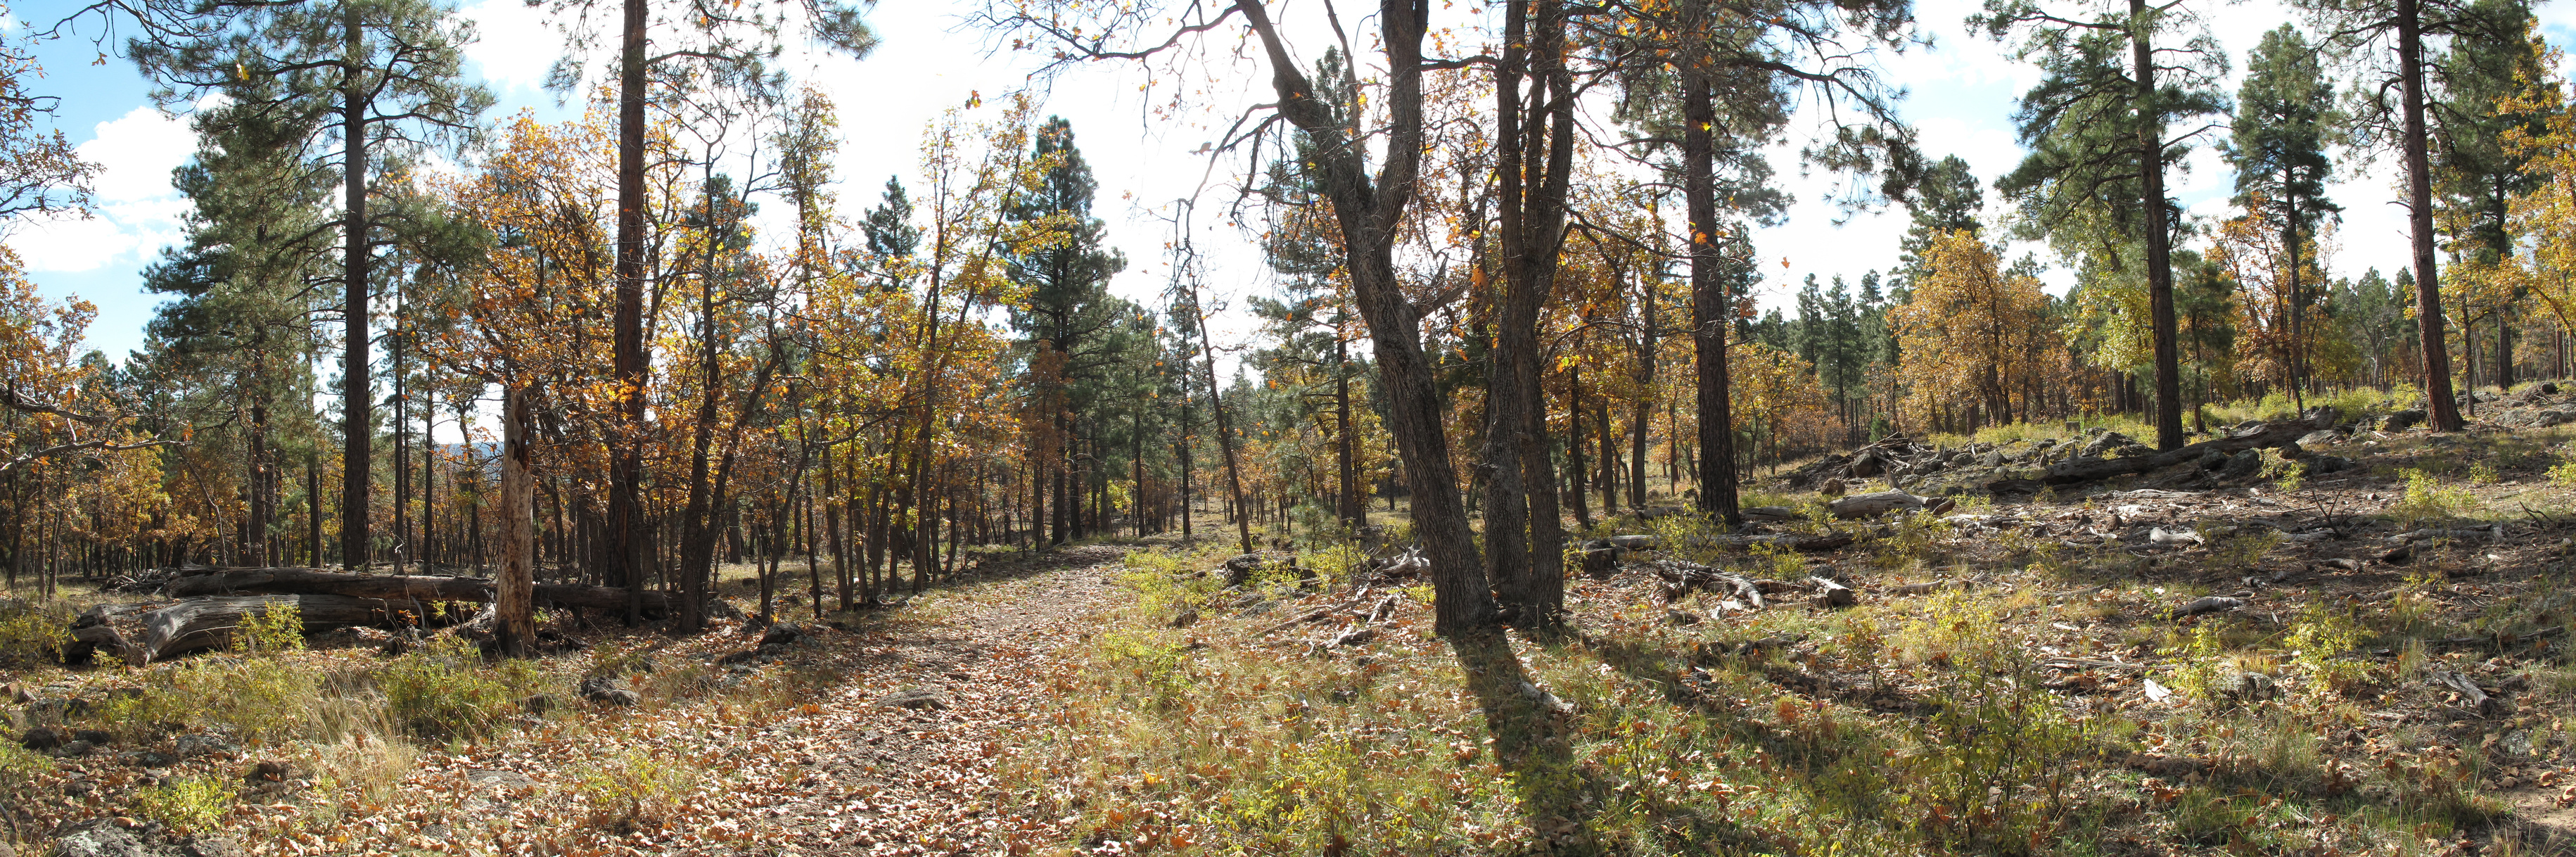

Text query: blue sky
(14, 0), (2576, 367)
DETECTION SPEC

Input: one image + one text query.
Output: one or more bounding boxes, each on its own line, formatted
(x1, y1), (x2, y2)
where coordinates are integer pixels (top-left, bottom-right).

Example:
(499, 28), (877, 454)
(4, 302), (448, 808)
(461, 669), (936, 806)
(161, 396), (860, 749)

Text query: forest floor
(0, 539), (1154, 856)
(32, 395), (2576, 856)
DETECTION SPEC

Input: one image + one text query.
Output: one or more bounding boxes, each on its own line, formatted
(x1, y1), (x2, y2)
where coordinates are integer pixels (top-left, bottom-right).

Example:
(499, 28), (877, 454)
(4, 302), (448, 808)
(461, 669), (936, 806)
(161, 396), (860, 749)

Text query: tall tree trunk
(338, 2), (372, 571)
(1681, 5), (1739, 524)
(1177, 402), (1193, 538)
(1488, 0), (1572, 625)
(1177, 279), (1254, 554)
(247, 398), (270, 567)
(608, 0), (651, 623)
(1239, 0), (1496, 634)
(1335, 332), (1361, 528)
(2399, 0), (2463, 430)
(2131, 0), (2183, 451)
(421, 389), (436, 568)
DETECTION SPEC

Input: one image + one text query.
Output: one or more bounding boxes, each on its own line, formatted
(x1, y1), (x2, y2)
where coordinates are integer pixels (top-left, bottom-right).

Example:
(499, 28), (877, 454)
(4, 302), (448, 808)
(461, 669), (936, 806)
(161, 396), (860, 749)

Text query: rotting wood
(1981, 419), (2321, 494)
(141, 595), (428, 663)
(1826, 490), (1953, 519)
(156, 566), (710, 616)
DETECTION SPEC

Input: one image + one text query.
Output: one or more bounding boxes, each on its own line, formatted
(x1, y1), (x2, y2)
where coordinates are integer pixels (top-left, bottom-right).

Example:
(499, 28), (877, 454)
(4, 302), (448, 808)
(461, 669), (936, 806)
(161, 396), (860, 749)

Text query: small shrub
(376, 635), (520, 739)
(132, 775), (234, 834)
(2258, 447), (2307, 493)
(2549, 459), (2576, 488)
(2157, 621), (2231, 702)
(2285, 602), (2370, 695)
(232, 601), (304, 655)
(577, 749), (700, 832)
(2468, 461), (2500, 485)
(2393, 468), (2476, 528)
(0, 741), (53, 778)
(1094, 629), (1194, 705)
(2214, 528), (2283, 568)
(0, 598), (70, 666)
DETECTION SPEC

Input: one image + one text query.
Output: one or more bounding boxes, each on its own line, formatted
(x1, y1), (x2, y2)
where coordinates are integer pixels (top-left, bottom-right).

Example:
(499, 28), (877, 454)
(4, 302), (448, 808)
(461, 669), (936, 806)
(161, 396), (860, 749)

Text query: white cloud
(459, 0), (564, 95)
(6, 106), (196, 273)
(80, 106), (193, 202)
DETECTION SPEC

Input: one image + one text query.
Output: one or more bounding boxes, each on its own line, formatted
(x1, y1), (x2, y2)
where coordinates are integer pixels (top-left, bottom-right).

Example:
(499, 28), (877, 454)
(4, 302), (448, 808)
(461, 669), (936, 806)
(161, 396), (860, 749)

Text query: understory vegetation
(1005, 408), (2576, 856)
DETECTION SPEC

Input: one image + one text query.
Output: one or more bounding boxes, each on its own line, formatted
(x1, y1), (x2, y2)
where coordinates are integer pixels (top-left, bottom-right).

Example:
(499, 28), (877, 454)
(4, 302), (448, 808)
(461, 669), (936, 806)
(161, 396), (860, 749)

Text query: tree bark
(2131, 0), (2183, 451)
(338, 3), (373, 571)
(608, 0), (651, 623)
(1237, 0), (1498, 634)
(497, 384), (535, 657)
(1681, 5), (1740, 525)
(2399, 0), (2463, 431)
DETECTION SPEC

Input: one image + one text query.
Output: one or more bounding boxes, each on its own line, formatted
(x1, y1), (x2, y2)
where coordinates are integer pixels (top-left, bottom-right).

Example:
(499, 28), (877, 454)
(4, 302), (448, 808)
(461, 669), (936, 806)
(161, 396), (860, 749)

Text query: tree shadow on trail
(1448, 628), (1607, 856)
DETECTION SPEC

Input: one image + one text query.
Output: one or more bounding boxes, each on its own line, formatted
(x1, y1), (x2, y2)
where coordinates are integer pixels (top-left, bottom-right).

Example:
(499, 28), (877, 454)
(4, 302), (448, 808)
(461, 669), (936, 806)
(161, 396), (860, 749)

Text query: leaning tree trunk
(1239, 0), (1497, 635)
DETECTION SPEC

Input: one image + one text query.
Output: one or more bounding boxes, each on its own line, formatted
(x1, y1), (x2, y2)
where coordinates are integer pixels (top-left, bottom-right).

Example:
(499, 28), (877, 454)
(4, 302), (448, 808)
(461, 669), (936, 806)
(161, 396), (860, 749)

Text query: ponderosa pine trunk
(338, 3), (373, 571)
(2131, 0), (2183, 451)
(1681, 7), (1740, 525)
(2398, 0), (2463, 431)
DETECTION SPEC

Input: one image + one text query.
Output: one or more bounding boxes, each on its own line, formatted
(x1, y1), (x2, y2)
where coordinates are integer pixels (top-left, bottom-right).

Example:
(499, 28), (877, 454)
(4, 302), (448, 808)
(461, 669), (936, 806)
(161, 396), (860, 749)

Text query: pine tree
(1002, 118), (1130, 547)
(2224, 25), (2342, 402)
(131, 0), (492, 570)
(1896, 156), (1986, 288)
(1982, 0), (2229, 451)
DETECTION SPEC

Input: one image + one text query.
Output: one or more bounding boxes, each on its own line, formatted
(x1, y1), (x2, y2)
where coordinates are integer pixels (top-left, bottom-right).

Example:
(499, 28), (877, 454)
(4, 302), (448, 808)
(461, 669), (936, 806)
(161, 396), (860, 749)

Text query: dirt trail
(754, 542), (1130, 855)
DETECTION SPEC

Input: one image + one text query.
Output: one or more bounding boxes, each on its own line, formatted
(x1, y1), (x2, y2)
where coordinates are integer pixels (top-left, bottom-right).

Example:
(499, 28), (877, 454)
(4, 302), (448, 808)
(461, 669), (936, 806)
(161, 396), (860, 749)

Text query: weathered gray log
(68, 624), (140, 666)
(2169, 595), (2246, 619)
(1808, 576), (1855, 609)
(1825, 490), (1952, 519)
(167, 569), (492, 601)
(1697, 532), (1856, 552)
(61, 604), (146, 666)
(1984, 420), (2318, 493)
(142, 595), (430, 662)
(159, 567), (696, 616)
(1739, 506), (1802, 522)
(1652, 561), (1767, 609)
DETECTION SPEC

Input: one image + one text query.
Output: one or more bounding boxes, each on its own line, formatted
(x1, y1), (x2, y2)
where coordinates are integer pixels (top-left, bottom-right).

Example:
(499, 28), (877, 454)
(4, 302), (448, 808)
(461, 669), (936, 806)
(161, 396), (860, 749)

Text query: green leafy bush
(0, 599), (70, 666)
(132, 775), (234, 833)
(232, 601), (304, 655)
(2393, 468), (2476, 527)
(376, 635), (523, 739)
(576, 749), (700, 832)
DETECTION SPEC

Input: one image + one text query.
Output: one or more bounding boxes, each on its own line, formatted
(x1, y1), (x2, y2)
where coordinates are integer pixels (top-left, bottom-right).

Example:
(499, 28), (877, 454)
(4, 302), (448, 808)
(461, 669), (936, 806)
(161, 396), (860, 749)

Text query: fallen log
(143, 595), (430, 663)
(167, 568), (493, 601)
(1808, 576), (1855, 609)
(62, 604), (146, 666)
(1982, 420), (2318, 494)
(1826, 490), (1953, 519)
(155, 566), (704, 616)
(1699, 532), (1855, 552)
(1652, 561), (1767, 609)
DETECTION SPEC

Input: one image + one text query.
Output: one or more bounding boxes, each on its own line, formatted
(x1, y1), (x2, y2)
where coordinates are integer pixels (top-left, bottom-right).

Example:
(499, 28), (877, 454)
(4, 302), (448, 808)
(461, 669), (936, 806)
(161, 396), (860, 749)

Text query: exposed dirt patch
(754, 542), (1132, 854)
